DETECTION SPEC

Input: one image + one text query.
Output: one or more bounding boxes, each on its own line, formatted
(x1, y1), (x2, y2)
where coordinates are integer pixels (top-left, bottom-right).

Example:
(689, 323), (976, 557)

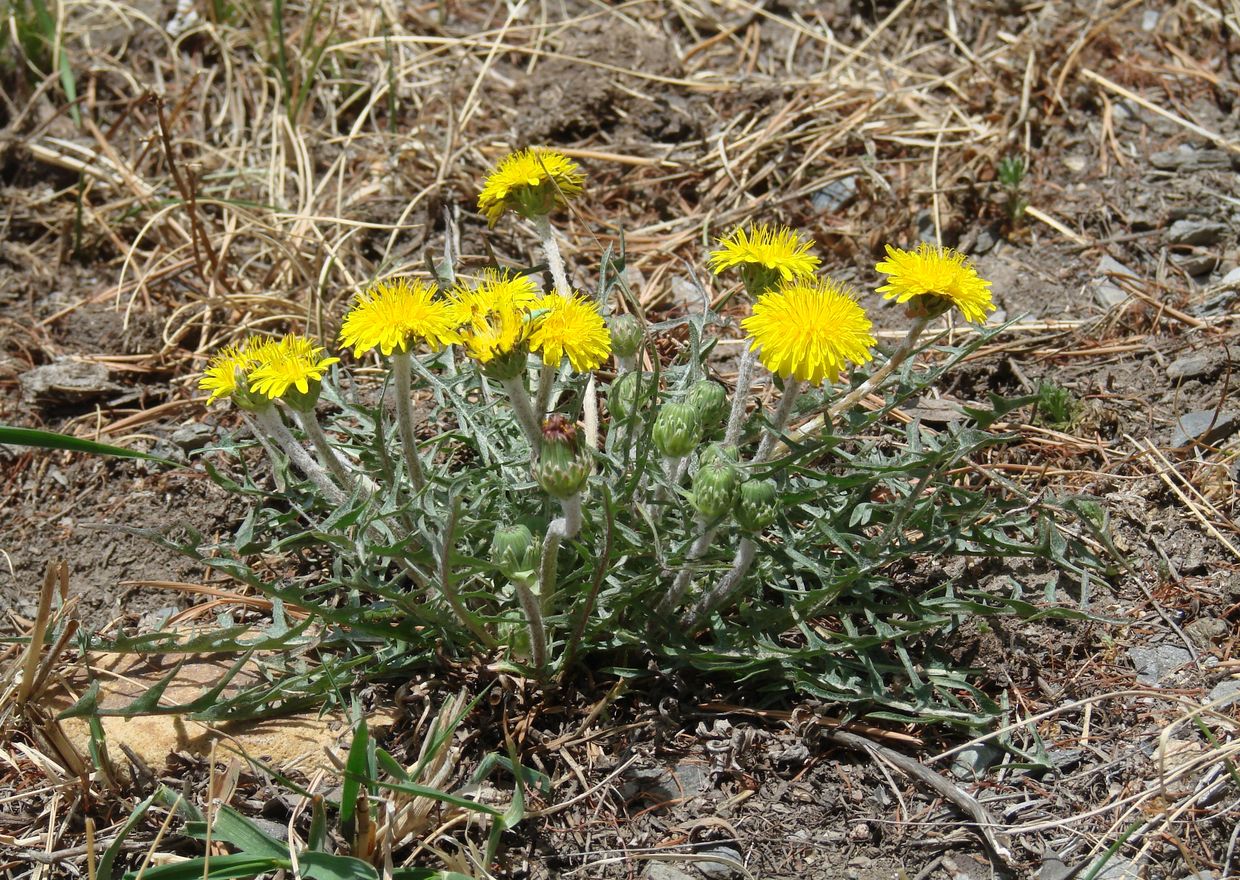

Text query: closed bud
(652, 402), (702, 458)
(736, 478), (779, 532)
(535, 414), (590, 499)
(482, 347), (528, 382)
(492, 524), (536, 577)
(608, 314), (642, 359)
(608, 370), (650, 421)
(687, 379), (728, 429)
(699, 442), (738, 467)
(692, 456), (740, 519)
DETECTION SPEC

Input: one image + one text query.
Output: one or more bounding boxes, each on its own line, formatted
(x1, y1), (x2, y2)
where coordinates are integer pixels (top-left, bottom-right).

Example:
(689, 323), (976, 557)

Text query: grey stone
(1183, 617), (1228, 648)
(669, 275), (706, 309)
(1172, 409), (1240, 446)
(1166, 352), (1221, 381)
(812, 175), (857, 213)
(646, 864), (695, 880)
(1128, 644), (1191, 686)
(973, 227), (998, 255)
(1150, 146), (1234, 171)
(1093, 255), (1136, 307)
(949, 741), (1005, 780)
(171, 422), (215, 452)
(1221, 265), (1240, 286)
(19, 359), (121, 405)
(1093, 855), (1141, 880)
(1172, 252), (1219, 276)
(1141, 8), (1159, 30)
(695, 846), (743, 879)
(1207, 677), (1240, 708)
(1168, 219), (1228, 247)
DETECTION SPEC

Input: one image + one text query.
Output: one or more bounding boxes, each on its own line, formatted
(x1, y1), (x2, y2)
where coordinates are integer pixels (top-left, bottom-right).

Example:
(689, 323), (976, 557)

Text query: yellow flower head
(528, 294), (612, 373)
(449, 269), (541, 333)
(477, 148), (584, 226)
(709, 224), (820, 294)
(741, 278), (875, 385)
(874, 243), (995, 325)
(248, 334), (340, 401)
(339, 277), (461, 358)
(199, 337), (276, 406)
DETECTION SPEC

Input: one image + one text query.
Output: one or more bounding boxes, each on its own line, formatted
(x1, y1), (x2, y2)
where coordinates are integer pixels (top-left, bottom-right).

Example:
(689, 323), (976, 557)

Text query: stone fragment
(1168, 219), (1227, 247)
(1171, 409), (1240, 446)
(1171, 252), (1218, 276)
(1183, 617), (1228, 648)
(1150, 146), (1234, 171)
(171, 422), (215, 452)
(1092, 255), (1135, 307)
(1206, 677), (1240, 709)
(646, 865), (695, 880)
(696, 845), (743, 880)
(1165, 351), (1221, 381)
(20, 359), (121, 406)
(1128, 644), (1191, 686)
(949, 742), (1004, 780)
(812, 175), (857, 213)
(1093, 856), (1141, 879)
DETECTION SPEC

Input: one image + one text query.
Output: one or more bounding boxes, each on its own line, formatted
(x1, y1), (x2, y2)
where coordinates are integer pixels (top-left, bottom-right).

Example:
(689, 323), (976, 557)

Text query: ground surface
(2, 1), (1239, 878)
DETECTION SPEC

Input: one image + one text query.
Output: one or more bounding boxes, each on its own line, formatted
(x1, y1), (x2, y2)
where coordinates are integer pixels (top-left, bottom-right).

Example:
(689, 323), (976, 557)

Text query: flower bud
(535, 414), (590, 499)
(481, 346), (529, 382)
(699, 442), (738, 467)
(736, 478), (778, 532)
(692, 455), (740, 520)
(492, 524), (536, 577)
(608, 314), (642, 359)
(652, 402), (702, 459)
(687, 379), (728, 430)
(608, 370), (650, 421)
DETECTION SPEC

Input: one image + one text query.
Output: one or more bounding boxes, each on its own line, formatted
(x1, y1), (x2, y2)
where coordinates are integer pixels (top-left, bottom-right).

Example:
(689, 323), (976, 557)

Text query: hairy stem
(684, 537), (757, 630)
(392, 351), (426, 491)
(534, 213), (570, 297)
(499, 374), (543, 451)
(250, 407), (346, 505)
(659, 519), (719, 615)
(724, 345), (758, 447)
(754, 379), (802, 465)
(539, 494), (583, 617)
(295, 409), (354, 490)
(514, 576), (547, 672)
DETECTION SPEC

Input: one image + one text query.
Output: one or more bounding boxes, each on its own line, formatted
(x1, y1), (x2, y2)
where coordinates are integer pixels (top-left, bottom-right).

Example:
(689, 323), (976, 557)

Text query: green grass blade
(0, 425), (178, 466)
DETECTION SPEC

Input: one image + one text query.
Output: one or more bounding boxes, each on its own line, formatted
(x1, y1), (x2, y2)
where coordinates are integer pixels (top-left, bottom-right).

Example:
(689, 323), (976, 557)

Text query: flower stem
(295, 409), (354, 490)
(392, 351), (426, 491)
(583, 375), (600, 450)
(684, 537), (756, 630)
(754, 379), (802, 465)
(725, 345), (758, 447)
(659, 519), (719, 615)
(250, 407), (347, 505)
(513, 576), (547, 672)
(534, 213), (570, 297)
(499, 374), (543, 451)
(539, 493), (583, 616)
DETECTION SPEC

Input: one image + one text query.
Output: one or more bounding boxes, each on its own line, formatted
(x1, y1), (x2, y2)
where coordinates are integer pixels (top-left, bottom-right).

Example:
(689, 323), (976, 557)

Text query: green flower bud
(608, 314), (642, 359)
(492, 524), (536, 577)
(736, 478), (779, 532)
(608, 370), (650, 421)
(687, 379), (728, 429)
(279, 382), (323, 414)
(535, 414), (590, 499)
(692, 455), (740, 519)
(482, 346), (530, 382)
(699, 442), (738, 467)
(652, 402), (702, 458)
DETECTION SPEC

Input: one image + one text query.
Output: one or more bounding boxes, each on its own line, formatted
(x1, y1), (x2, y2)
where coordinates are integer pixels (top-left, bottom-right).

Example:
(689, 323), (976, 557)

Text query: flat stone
(1221, 265), (1240, 287)
(1128, 644), (1191, 686)
(1094, 856), (1141, 879)
(696, 845), (743, 880)
(950, 741), (1005, 780)
(908, 396), (966, 424)
(1171, 251), (1219, 276)
(1207, 677), (1240, 709)
(171, 422), (215, 452)
(812, 175), (857, 213)
(1183, 617), (1228, 648)
(1092, 255), (1136, 307)
(1150, 146), (1234, 172)
(1166, 352), (1222, 381)
(1172, 409), (1240, 446)
(20, 359), (121, 406)
(1168, 219), (1228, 247)
(646, 865), (695, 880)
(973, 227), (998, 255)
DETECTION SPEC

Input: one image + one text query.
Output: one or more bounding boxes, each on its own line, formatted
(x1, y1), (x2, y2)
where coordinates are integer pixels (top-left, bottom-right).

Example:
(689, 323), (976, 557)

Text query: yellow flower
(449, 269), (541, 333)
(528, 294), (612, 373)
(199, 337), (275, 406)
(708, 224), (820, 293)
(741, 278), (875, 385)
(248, 334), (340, 401)
(339, 277), (460, 357)
(477, 148), (584, 226)
(874, 243), (994, 325)
(459, 304), (530, 366)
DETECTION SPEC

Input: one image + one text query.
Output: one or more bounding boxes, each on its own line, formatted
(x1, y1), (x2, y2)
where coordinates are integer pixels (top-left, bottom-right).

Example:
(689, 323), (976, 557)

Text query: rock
(1141, 8), (1159, 30)
(1092, 255), (1136, 307)
(646, 865), (695, 880)
(973, 227), (998, 255)
(1206, 677), (1240, 709)
(19, 359), (121, 406)
(1172, 409), (1240, 446)
(171, 422), (215, 452)
(695, 845), (743, 880)
(669, 275), (706, 309)
(1168, 219), (1228, 247)
(908, 396), (966, 424)
(1183, 617), (1228, 648)
(1166, 352), (1221, 381)
(950, 741), (1005, 780)
(812, 175), (857, 213)
(1093, 855), (1141, 879)
(1128, 644), (1191, 686)
(1221, 266), (1240, 287)
(1150, 146), (1234, 172)
(1171, 251), (1219, 276)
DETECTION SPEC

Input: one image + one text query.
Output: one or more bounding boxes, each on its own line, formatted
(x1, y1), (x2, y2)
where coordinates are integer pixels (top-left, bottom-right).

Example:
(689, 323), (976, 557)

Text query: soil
(2, 1), (1239, 879)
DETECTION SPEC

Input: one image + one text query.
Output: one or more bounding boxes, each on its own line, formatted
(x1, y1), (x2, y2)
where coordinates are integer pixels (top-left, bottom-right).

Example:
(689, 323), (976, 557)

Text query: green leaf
(297, 852), (380, 880)
(122, 854), (289, 880)
(184, 805), (289, 859)
(0, 425), (178, 466)
(339, 713), (370, 827)
(362, 777), (504, 817)
(100, 792), (157, 880)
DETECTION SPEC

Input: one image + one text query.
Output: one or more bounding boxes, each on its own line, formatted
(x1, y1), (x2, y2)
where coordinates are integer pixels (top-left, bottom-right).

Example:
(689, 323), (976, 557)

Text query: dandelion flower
(449, 269), (541, 334)
(199, 337), (277, 406)
(339, 277), (460, 357)
(248, 333), (340, 402)
(528, 294), (611, 372)
(709, 224), (820, 293)
(477, 148), (584, 226)
(741, 278), (875, 385)
(875, 243), (995, 325)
